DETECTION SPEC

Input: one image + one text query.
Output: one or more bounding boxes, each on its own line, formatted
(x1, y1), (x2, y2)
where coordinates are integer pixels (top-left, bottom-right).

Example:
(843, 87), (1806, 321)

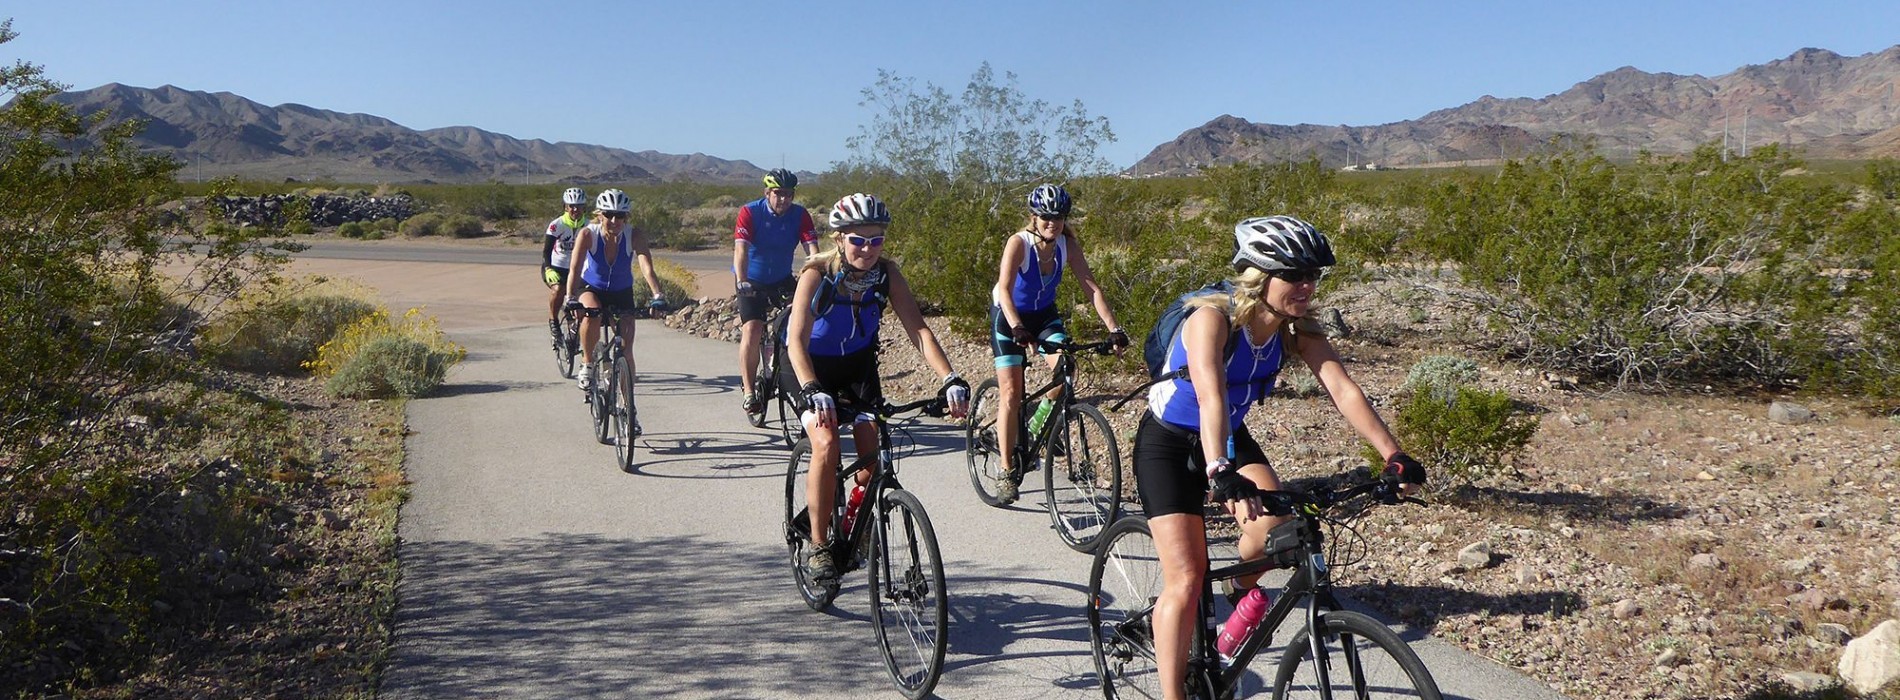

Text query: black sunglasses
(1036, 213), (1066, 222)
(604, 212), (629, 220)
(1273, 268), (1325, 284)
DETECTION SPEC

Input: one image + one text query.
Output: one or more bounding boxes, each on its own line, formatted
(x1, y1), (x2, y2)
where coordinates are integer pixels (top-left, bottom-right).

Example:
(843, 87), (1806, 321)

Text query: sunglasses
(1036, 213), (1066, 222)
(1273, 268), (1325, 284)
(845, 234), (885, 247)
(604, 212), (629, 221)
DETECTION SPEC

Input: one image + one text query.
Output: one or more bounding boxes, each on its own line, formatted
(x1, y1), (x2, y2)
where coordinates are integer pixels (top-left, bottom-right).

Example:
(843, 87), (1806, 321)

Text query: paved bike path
(383, 321), (1570, 699)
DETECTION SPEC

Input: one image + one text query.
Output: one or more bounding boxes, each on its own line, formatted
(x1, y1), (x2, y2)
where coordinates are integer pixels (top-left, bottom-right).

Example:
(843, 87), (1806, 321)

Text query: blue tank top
(1009, 231), (1066, 312)
(807, 264), (888, 357)
(579, 223), (636, 291)
(1147, 318), (1284, 432)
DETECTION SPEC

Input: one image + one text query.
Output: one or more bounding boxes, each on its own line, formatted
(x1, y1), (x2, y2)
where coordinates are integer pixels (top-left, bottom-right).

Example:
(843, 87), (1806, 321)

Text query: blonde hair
(1020, 216), (1076, 239)
(1185, 267), (1323, 346)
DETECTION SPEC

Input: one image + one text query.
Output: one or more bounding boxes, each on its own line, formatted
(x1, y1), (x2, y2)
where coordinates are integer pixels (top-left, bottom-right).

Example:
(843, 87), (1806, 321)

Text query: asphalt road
(378, 316), (1574, 699)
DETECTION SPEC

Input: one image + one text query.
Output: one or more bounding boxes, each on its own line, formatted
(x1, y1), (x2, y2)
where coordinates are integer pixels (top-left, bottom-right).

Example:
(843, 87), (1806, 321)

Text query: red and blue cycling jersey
(735, 199), (817, 285)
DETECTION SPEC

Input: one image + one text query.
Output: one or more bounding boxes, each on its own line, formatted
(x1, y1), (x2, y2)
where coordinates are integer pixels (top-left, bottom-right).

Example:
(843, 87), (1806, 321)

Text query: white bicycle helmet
(827, 193), (891, 229)
(595, 189), (632, 214)
(1231, 215), (1335, 273)
(562, 187), (587, 206)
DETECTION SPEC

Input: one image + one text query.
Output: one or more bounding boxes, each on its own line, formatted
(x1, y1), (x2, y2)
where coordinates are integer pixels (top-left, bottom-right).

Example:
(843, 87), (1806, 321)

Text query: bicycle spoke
(1273, 611), (1441, 699)
(869, 490), (946, 699)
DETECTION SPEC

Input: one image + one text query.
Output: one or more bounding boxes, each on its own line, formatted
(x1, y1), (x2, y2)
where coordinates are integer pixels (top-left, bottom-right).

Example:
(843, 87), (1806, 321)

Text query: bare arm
(1182, 307), (1236, 466)
(631, 229), (663, 299)
(566, 227), (593, 300)
(992, 234), (1027, 329)
(732, 239), (750, 287)
(786, 268), (822, 387)
(1065, 236), (1123, 333)
(886, 262), (957, 380)
(1301, 335), (1402, 460)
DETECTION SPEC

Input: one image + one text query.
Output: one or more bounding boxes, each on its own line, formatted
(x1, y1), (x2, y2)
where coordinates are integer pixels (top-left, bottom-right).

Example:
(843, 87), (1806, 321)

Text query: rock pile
(210, 194), (418, 227)
(663, 296), (740, 343)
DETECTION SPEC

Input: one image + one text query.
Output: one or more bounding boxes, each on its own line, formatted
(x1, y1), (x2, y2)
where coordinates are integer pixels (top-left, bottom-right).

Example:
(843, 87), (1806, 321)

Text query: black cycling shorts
(581, 284), (638, 313)
(804, 347), (883, 418)
(989, 305), (1067, 368)
(1132, 413), (1270, 518)
(738, 278), (797, 323)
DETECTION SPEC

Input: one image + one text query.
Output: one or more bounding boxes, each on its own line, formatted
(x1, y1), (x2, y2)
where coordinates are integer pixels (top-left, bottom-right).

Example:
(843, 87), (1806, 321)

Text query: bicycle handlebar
(872, 395), (949, 419)
(1034, 338), (1118, 356)
(1258, 478), (1425, 517)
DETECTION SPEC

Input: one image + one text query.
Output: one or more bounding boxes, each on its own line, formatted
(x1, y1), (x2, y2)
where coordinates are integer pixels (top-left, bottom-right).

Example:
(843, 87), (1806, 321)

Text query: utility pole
(1742, 107), (1749, 157)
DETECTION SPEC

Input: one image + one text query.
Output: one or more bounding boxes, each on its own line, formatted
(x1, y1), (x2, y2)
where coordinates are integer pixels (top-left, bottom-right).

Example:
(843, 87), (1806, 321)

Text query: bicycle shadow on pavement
(935, 568), (1101, 693)
(632, 370), (736, 398)
(621, 430), (794, 480)
(387, 533), (902, 699)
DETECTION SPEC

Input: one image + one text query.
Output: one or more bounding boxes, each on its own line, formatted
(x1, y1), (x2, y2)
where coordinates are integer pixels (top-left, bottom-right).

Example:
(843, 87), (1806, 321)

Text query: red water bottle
(1217, 587), (1271, 658)
(839, 485), (866, 534)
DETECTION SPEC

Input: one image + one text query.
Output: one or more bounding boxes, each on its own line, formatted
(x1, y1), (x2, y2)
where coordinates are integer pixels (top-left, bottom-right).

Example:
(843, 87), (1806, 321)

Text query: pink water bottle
(1217, 587), (1272, 658)
(839, 485), (866, 534)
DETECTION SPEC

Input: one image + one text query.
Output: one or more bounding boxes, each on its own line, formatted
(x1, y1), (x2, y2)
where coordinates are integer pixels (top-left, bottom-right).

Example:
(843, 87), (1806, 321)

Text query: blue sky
(6, 1), (1898, 171)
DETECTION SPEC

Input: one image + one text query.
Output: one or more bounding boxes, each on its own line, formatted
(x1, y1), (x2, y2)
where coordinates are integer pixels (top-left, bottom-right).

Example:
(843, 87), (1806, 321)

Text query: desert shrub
(371, 217), (399, 233)
(308, 307), (465, 398)
(632, 258), (699, 308)
(1382, 386), (1539, 485)
(1279, 365), (1325, 398)
(1405, 145), (1878, 389)
(703, 193), (745, 209)
(629, 199), (694, 249)
(337, 221), (366, 238)
(399, 212), (447, 237)
(200, 281), (378, 374)
(441, 213), (484, 238)
(284, 219), (313, 235)
(1405, 354), (1483, 401)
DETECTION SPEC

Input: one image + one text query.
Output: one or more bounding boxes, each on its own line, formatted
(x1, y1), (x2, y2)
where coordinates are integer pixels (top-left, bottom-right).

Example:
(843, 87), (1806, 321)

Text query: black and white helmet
(1027, 183), (1072, 218)
(595, 189), (632, 214)
(828, 193), (891, 229)
(1231, 215), (1335, 273)
(562, 187), (587, 206)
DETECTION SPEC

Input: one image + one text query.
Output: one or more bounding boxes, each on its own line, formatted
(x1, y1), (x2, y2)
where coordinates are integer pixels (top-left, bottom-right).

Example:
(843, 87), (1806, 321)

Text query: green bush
(337, 221), (366, 238)
(442, 213), (484, 238)
(399, 212), (446, 237)
(284, 219), (313, 236)
(324, 335), (454, 398)
(635, 258), (699, 308)
(1383, 386), (1539, 485)
(371, 217), (399, 233)
(1405, 354), (1483, 402)
(201, 290), (378, 374)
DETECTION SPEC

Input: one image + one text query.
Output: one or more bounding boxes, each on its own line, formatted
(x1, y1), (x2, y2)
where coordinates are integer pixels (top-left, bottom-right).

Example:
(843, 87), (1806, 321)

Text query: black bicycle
(965, 338), (1124, 552)
(1086, 477), (1441, 700)
(783, 395), (950, 700)
(546, 270), (581, 379)
(744, 286), (802, 447)
(583, 304), (640, 473)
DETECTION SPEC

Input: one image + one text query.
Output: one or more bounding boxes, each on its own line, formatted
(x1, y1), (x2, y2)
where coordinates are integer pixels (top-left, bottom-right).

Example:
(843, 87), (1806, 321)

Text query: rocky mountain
(1133, 46), (1900, 175)
(48, 83), (766, 184)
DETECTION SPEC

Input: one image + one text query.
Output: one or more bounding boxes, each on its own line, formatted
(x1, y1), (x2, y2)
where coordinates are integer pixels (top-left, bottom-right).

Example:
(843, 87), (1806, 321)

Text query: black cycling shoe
(806, 549), (838, 581)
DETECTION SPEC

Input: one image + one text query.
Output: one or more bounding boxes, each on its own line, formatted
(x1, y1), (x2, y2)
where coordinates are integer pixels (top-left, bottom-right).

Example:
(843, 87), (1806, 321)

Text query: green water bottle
(1027, 399), (1054, 436)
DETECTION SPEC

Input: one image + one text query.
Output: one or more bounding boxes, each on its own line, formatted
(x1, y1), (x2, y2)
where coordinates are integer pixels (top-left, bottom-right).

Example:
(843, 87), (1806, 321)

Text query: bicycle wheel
(783, 439), (840, 611)
(748, 329), (775, 429)
(1044, 402), (1123, 553)
(1271, 610), (1442, 700)
(963, 378), (1013, 507)
(867, 488), (948, 700)
(594, 346), (616, 446)
(612, 353), (637, 473)
(1089, 517), (1161, 699)
(588, 342), (610, 442)
(553, 317), (576, 379)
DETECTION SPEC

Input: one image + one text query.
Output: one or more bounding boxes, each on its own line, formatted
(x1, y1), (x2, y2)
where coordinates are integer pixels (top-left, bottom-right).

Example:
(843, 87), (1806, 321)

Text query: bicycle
(782, 395), (950, 700)
(1086, 476), (1441, 700)
(965, 337), (1124, 552)
(583, 304), (641, 473)
(743, 285), (803, 447)
(545, 268), (581, 379)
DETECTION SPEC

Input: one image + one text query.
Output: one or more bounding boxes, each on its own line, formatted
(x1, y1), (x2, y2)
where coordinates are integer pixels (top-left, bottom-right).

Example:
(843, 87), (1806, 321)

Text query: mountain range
(1131, 46), (1900, 175)
(44, 45), (1900, 183)
(49, 83), (767, 184)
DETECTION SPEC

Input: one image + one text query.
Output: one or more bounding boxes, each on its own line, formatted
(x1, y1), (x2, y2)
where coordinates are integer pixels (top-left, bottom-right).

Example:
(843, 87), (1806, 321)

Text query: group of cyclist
(540, 170), (1429, 698)
(542, 187), (669, 397)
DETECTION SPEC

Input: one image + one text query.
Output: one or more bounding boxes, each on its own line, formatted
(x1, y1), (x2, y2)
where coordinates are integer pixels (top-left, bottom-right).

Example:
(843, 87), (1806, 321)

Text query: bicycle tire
(594, 344), (616, 446)
(867, 488), (948, 700)
(612, 353), (636, 473)
(963, 378), (1013, 507)
(554, 316), (577, 379)
(747, 323), (775, 429)
(1270, 610), (1442, 700)
(1090, 516), (1210, 699)
(783, 438), (840, 611)
(1044, 402), (1123, 553)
